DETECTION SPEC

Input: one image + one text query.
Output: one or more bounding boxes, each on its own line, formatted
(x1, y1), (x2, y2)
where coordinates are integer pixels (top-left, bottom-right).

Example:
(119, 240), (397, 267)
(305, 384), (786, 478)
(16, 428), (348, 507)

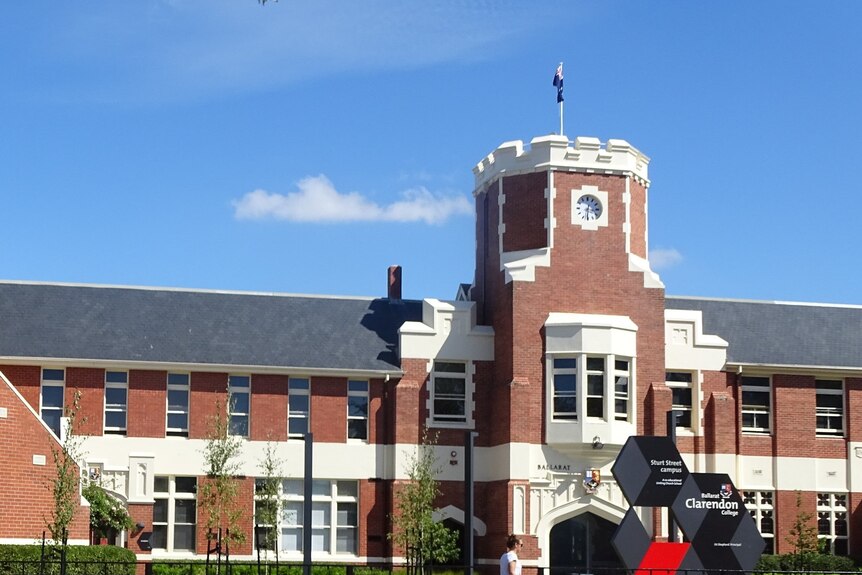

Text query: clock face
(576, 194), (602, 221)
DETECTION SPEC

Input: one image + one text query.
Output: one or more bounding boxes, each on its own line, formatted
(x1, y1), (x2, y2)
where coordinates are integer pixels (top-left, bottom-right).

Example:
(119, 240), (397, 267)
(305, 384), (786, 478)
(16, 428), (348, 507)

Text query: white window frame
(741, 376), (771, 434)
(743, 490), (774, 554)
(428, 361), (472, 428)
(613, 358), (631, 422)
(347, 380), (369, 441)
(152, 476), (197, 554)
(666, 371), (694, 430)
(228, 374), (251, 437)
(817, 492), (849, 555)
(288, 377), (310, 438)
(551, 357), (578, 421)
(279, 479), (359, 556)
(585, 357), (605, 419)
(816, 379), (844, 437)
(41, 368), (65, 437)
(166, 372), (190, 437)
(104, 370), (128, 435)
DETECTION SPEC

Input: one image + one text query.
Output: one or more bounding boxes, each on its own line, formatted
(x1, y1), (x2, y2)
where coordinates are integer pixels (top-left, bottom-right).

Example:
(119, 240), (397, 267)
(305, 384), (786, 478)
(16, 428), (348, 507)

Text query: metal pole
(303, 433), (314, 575)
(464, 431), (475, 575)
(666, 410), (678, 543)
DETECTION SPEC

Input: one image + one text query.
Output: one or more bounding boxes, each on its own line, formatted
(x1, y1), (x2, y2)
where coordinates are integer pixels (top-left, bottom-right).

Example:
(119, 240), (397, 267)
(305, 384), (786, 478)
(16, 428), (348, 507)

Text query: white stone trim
(665, 309), (729, 371)
(474, 135), (650, 193)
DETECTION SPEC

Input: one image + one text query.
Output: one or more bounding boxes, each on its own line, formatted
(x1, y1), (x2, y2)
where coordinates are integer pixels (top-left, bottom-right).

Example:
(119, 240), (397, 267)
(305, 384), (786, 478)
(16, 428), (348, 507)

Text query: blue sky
(2, 1), (861, 304)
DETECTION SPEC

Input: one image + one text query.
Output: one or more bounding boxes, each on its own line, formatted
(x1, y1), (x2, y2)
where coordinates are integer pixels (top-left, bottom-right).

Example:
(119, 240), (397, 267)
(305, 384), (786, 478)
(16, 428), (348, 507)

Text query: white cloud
(649, 247), (683, 270)
(232, 174), (472, 225)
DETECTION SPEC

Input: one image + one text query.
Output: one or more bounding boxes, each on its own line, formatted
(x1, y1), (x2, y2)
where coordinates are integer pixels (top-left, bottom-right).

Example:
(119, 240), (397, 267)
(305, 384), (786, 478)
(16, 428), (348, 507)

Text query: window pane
(553, 358), (576, 369)
(283, 502), (303, 526)
(587, 374), (603, 395)
(282, 528), (301, 552)
(168, 373), (189, 386)
(105, 387), (127, 405)
(154, 477), (169, 492)
(43, 369), (64, 381)
(554, 374), (576, 393)
(615, 375), (629, 393)
(311, 502), (330, 527)
(666, 372), (692, 384)
(230, 393), (249, 413)
(151, 525), (167, 550)
(173, 525), (196, 551)
(672, 388), (692, 406)
(435, 377), (465, 395)
(105, 411), (127, 429)
(348, 380), (368, 392)
(336, 481), (358, 497)
(347, 419), (367, 440)
(435, 362), (466, 373)
(587, 398), (603, 418)
(434, 399), (465, 416)
(175, 477), (197, 493)
(337, 502), (357, 526)
(42, 411), (61, 435)
(742, 391), (769, 407)
(615, 359), (629, 371)
(283, 480), (303, 496)
(105, 371), (127, 384)
(174, 499), (196, 523)
(230, 415), (249, 436)
(289, 417), (308, 435)
(554, 397), (577, 416)
(153, 499), (168, 522)
(336, 528), (356, 553)
(289, 395), (309, 412)
(290, 378), (309, 390)
(311, 529), (329, 552)
(312, 480), (330, 496)
(229, 375), (250, 388)
(817, 395), (842, 409)
(348, 396), (368, 418)
(41, 386), (64, 407)
(167, 413), (188, 430)
(586, 357), (605, 371)
(168, 390), (188, 410)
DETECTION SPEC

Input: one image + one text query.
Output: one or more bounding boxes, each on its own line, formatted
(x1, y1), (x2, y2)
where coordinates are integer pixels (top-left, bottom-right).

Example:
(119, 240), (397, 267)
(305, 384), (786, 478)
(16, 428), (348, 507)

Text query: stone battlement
(473, 134), (650, 193)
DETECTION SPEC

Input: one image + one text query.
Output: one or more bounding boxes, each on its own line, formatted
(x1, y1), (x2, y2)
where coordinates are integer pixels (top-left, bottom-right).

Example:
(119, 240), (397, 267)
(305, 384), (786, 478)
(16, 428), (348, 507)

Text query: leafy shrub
(151, 563), (351, 575)
(756, 551), (857, 573)
(0, 544), (135, 575)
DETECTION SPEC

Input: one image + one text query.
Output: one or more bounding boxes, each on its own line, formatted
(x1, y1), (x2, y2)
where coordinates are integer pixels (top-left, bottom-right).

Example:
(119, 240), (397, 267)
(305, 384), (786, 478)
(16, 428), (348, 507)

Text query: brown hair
(506, 534), (521, 550)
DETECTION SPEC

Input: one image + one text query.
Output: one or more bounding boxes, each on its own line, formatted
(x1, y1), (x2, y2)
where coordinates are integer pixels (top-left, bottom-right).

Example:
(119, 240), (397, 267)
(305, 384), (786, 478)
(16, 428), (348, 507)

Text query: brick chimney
(387, 265), (402, 300)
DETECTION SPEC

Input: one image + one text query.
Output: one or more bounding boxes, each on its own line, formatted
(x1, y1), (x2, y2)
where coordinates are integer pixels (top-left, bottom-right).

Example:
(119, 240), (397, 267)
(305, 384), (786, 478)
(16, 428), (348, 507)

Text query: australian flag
(553, 63), (564, 103)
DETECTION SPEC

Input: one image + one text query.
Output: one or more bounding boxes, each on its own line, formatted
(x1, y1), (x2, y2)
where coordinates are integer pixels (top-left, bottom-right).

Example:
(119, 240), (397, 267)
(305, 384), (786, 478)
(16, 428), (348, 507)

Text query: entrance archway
(549, 512), (623, 574)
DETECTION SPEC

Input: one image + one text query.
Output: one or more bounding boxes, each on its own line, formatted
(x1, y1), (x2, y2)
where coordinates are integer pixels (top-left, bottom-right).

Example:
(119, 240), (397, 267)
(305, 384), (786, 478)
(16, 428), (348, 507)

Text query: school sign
(611, 436), (766, 572)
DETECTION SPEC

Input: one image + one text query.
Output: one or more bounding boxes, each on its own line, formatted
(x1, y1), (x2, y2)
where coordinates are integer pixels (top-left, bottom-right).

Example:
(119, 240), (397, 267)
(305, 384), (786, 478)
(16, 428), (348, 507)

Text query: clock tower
(470, 134), (667, 453)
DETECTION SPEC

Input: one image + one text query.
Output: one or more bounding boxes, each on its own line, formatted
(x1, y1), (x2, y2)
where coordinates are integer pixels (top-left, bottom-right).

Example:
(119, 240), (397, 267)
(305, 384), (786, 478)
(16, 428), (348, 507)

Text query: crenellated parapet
(473, 134), (650, 194)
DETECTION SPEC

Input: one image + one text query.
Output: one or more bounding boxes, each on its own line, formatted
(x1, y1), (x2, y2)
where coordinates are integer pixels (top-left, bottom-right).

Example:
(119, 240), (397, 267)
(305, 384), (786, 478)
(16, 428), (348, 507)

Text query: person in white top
(500, 534), (523, 575)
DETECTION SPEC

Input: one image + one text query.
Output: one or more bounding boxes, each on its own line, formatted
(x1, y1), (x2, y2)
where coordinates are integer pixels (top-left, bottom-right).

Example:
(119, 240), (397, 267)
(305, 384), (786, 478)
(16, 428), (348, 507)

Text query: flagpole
(560, 99), (564, 136)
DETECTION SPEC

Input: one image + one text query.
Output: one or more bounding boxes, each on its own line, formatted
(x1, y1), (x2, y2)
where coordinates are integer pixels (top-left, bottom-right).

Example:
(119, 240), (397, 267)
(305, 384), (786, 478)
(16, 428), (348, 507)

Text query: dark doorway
(549, 512), (624, 575)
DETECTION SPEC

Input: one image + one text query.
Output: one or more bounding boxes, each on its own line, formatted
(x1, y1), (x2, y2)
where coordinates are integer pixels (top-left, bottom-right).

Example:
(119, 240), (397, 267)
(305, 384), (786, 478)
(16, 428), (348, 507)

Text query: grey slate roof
(0, 282), (422, 373)
(666, 296), (862, 369)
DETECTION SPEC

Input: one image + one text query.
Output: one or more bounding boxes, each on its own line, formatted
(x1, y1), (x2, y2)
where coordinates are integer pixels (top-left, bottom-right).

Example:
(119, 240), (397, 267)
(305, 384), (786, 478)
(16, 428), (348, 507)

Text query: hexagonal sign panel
(672, 472), (766, 572)
(612, 435), (689, 507)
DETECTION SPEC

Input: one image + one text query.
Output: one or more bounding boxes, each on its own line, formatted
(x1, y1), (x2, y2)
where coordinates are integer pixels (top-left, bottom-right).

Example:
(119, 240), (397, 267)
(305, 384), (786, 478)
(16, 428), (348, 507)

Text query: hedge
(150, 564), (393, 575)
(755, 552), (858, 572)
(0, 545), (135, 575)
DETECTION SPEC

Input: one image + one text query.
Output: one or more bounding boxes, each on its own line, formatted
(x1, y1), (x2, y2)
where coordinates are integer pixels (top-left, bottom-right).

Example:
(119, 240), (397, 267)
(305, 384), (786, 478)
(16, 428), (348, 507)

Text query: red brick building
(1, 134), (860, 571)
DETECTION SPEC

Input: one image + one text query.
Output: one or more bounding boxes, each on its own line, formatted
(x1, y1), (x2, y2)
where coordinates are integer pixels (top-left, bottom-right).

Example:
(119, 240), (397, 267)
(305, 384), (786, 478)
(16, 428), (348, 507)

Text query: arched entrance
(549, 512), (623, 574)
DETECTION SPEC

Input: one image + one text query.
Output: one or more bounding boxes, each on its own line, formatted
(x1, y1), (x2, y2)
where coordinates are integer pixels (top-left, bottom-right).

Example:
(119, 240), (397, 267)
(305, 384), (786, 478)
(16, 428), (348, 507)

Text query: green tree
(199, 393), (246, 551)
(785, 491), (820, 569)
(255, 441), (285, 556)
(46, 390), (85, 546)
(389, 430), (459, 567)
(82, 482), (135, 538)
